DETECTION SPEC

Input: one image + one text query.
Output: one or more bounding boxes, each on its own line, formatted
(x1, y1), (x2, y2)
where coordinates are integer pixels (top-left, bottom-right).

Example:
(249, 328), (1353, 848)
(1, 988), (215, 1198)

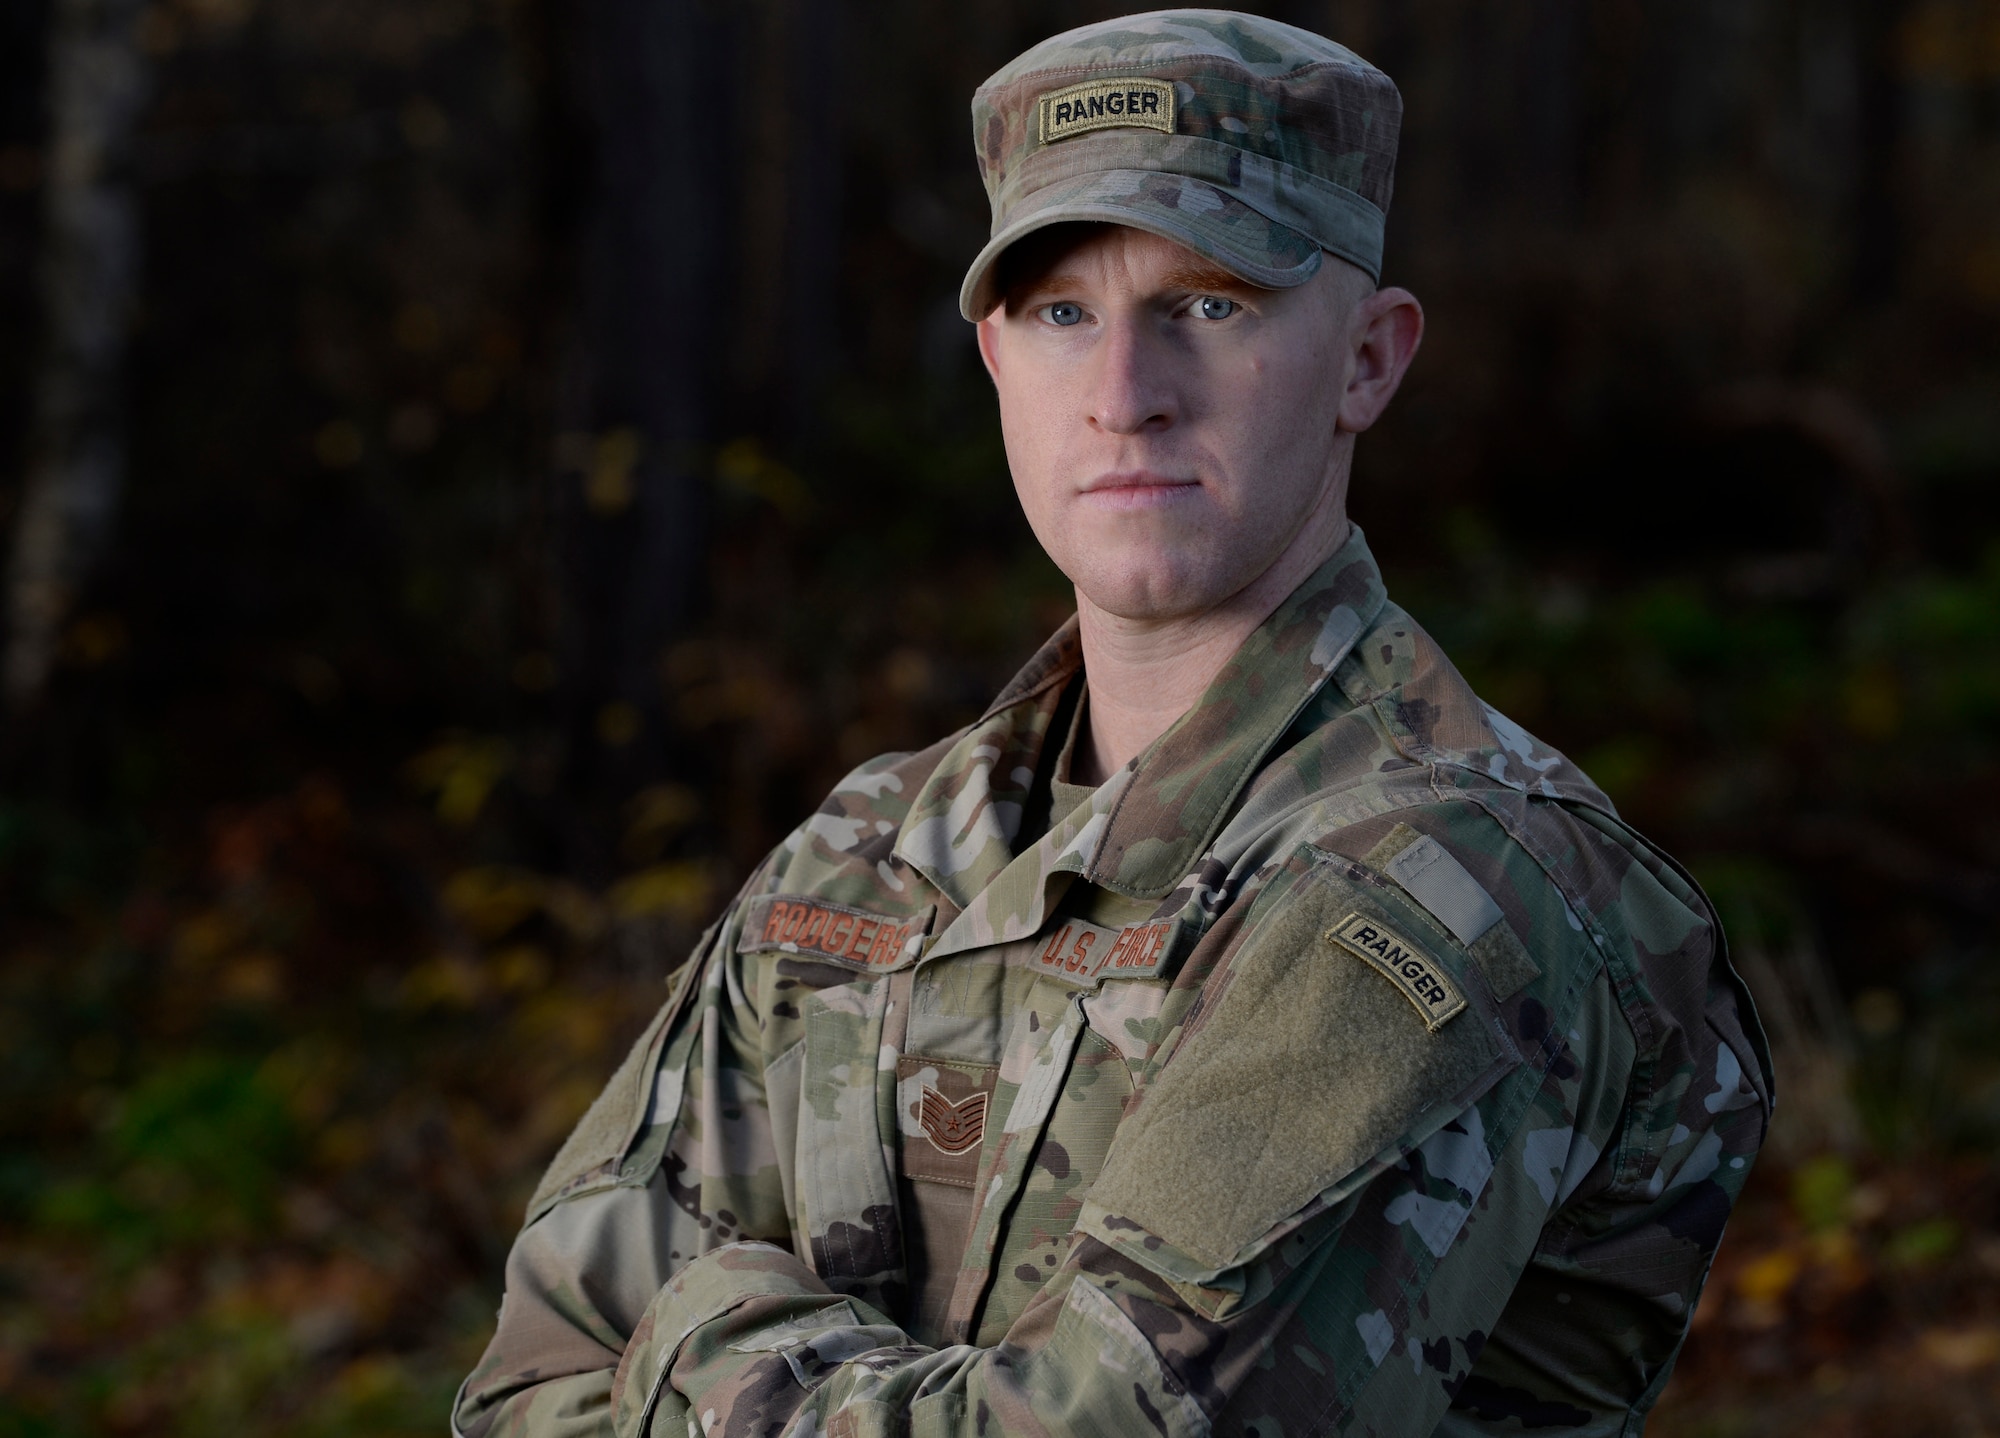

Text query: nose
(1086, 316), (1177, 436)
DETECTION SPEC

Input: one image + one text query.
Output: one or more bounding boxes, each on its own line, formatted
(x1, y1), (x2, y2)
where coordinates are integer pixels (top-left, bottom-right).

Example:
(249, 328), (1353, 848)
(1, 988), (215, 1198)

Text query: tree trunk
(551, 0), (737, 867)
(1850, 0), (1901, 302)
(5, 0), (148, 711)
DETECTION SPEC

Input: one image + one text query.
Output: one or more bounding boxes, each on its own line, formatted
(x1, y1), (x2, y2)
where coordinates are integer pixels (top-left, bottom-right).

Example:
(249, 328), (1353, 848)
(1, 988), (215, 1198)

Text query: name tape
(1326, 912), (1467, 1032)
(1038, 77), (1177, 146)
(1029, 917), (1178, 988)
(741, 895), (929, 973)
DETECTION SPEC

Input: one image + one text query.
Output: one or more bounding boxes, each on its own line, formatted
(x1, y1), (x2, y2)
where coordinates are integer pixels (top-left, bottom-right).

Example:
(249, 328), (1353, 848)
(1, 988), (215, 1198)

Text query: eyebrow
(1007, 261), (1259, 310)
(1159, 263), (1257, 295)
(1013, 271), (1086, 304)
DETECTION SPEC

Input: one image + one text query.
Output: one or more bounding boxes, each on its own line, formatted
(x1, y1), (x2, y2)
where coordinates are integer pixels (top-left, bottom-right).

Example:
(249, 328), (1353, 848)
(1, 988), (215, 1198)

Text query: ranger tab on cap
(1039, 78), (1177, 143)
(961, 9), (1403, 321)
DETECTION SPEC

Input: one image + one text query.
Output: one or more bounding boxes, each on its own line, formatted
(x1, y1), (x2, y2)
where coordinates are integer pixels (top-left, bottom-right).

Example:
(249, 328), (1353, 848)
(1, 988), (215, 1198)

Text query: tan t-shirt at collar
(1046, 683), (1097, 830)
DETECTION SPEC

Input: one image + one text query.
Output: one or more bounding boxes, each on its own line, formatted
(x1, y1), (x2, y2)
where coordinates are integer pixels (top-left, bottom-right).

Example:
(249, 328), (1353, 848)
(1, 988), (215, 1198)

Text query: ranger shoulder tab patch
(1326, 911), (1467, 1032)
(1038, 77), (1176, 145)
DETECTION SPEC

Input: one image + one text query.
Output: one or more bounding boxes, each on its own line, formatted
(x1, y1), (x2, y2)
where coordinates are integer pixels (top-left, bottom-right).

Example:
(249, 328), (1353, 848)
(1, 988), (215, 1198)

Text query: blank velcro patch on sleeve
(1083, 870), (1507, 1275)
(1326, 912), (1466, 1032)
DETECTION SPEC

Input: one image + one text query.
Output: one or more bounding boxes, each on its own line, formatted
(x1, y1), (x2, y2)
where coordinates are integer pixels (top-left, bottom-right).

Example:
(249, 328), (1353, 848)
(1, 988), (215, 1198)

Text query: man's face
(976, 224), (1371, 624)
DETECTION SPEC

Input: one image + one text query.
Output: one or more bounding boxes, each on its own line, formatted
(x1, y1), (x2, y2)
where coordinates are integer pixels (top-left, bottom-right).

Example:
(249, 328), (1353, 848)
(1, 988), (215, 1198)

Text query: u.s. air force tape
(1325, 912), (1467, 1032)
(1028, 916), (1178, 988)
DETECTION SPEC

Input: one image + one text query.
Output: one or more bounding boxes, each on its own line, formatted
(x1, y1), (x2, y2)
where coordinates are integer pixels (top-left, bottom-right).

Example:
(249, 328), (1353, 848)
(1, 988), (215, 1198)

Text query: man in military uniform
(455, 13), (1771, 1436)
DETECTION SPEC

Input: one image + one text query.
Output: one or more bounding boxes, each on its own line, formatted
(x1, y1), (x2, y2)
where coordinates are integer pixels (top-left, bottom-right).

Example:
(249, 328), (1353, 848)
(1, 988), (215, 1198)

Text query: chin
(1071, 553), (1224, 624)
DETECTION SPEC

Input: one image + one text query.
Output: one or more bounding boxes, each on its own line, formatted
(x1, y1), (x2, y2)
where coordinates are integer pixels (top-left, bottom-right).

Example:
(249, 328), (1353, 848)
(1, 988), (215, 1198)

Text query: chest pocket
(1083, 863), (1517, 1281)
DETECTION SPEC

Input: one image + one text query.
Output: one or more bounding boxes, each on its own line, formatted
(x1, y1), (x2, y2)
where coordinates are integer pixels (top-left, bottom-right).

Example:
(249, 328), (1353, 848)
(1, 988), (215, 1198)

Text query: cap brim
(958, 169), (1324, 322)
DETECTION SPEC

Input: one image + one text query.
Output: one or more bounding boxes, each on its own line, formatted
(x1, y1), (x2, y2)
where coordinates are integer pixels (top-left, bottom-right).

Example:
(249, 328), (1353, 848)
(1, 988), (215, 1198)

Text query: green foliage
(1848, 547), (2000, 742)
(36, 1054), (299, 1263)
(1789, 1156), (1854, 1235)
(1884, 1217), (1960, 1269)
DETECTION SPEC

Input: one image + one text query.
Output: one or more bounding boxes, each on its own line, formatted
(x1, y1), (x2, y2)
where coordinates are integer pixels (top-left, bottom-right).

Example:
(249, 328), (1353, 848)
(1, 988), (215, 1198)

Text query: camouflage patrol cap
(959, 9), (1402, 321)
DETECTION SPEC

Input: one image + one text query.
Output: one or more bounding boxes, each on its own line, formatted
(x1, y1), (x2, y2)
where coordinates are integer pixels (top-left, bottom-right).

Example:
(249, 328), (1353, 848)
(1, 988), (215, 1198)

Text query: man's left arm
(1440, 965), (1772, 1433)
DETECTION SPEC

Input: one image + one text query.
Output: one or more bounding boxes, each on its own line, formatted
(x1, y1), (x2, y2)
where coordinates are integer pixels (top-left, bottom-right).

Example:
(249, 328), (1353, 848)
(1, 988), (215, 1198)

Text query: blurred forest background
(0, 0), (1997, 1432)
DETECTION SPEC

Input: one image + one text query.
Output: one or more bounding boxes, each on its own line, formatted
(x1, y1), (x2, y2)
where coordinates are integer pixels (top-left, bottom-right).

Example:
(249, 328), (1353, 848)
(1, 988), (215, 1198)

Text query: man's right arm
(453, 881), (791, 1438)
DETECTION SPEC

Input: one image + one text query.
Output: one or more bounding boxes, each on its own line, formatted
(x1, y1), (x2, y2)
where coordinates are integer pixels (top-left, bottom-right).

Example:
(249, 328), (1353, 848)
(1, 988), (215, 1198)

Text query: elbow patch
(1082, 863), (1517, 1279)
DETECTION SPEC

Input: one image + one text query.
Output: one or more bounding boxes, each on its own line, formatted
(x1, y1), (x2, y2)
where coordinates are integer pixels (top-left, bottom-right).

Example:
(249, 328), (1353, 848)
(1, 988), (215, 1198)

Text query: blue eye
(1045, 302), (1084, 327)
(1197, 296), (1236, 320)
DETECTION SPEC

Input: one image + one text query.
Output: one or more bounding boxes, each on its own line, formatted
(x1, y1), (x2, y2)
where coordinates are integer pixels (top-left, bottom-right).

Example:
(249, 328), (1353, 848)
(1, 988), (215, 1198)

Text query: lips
(1077, 471), (1201, 508)
(1078, 470), (1198, 493)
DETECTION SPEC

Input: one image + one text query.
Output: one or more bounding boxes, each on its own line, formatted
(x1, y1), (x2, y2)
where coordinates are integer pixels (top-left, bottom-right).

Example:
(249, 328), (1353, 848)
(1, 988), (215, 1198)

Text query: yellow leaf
(541, 880), (608, 943)
(1920, 1325), (2000, 1372)
(442, 866), (545, 939)
(1734, 1247), (1803, 1305)
(586, 428), (643, 514)
(609, 862), (710, 920)
(400, 953), (487, 1010)
(407, 734), (513, 827)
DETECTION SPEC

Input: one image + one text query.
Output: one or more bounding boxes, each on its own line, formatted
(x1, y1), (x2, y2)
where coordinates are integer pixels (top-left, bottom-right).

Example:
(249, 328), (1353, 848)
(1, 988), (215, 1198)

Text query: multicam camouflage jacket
(454, 528), (1772, 1438)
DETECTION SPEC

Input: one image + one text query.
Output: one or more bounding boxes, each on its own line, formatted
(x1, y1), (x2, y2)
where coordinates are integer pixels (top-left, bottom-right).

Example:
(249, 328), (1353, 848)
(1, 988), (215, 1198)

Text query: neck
(1073, 506), (1351, 784)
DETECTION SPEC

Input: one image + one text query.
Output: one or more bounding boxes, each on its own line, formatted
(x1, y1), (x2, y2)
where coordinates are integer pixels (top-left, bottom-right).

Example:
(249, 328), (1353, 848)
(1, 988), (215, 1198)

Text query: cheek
(994, 350), (1079, 487)
(996, 386), (1049, 481)
(1208, 350), (1301, 463)
(1204, 345), (1340, 524)
(1246, 340), (1337, 446)
(995, 384), (1069, 545)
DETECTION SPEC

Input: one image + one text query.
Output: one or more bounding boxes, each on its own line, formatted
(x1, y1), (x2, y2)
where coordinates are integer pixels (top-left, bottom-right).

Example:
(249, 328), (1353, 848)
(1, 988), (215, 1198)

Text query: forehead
(998, 222), (1263, 300)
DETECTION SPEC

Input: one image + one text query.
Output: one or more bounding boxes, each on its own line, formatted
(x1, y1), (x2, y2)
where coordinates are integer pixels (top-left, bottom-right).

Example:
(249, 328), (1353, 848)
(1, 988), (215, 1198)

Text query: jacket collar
(1078, 526), (1387, 895)
(895, 527), (1388, 929)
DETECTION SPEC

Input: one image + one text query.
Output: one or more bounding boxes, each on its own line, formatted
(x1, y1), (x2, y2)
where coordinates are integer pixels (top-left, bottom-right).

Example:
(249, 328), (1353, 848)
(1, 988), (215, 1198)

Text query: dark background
(2, 0), (1997, 1431)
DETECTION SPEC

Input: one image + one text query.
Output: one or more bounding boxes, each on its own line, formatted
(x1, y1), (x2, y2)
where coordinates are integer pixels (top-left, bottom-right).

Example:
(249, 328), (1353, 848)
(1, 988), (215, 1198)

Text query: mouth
(1076, 471), (1202, 509)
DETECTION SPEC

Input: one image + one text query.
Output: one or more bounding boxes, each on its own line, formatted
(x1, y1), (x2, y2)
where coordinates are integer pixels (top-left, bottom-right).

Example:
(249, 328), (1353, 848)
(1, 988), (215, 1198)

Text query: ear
(1335, 286), (1424, 434)
(975, 311), (1005, 387)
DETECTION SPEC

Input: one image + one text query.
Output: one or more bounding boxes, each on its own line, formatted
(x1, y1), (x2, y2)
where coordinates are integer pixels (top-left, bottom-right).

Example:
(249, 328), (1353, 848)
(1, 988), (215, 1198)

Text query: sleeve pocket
(524, 938), (710, 1225)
